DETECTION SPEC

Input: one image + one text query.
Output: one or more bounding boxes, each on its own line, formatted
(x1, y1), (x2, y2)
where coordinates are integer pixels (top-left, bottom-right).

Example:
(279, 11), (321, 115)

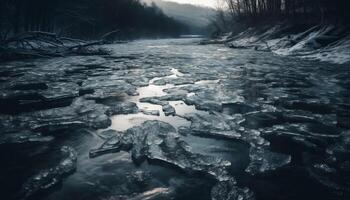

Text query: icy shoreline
(207, 24), (350, 65)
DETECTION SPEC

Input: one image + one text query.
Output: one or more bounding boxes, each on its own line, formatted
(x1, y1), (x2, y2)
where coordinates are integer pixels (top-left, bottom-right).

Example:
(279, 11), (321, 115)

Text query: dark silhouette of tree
(223, 0), (350, 24)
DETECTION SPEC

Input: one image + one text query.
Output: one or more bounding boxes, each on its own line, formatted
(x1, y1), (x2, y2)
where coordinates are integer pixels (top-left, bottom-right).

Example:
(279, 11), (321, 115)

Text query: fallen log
(68, 40), (104, 50)
(101, 30), (121, 43)
(0, 31), (111, 62)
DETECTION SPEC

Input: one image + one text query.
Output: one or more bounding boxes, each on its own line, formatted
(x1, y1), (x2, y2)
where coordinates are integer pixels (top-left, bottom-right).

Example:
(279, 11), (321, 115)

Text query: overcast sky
(164, 0), (217, 8)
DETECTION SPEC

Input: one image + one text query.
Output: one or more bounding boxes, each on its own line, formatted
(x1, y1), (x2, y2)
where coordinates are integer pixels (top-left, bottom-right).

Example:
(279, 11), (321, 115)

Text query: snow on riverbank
(224, 24), (350, 64)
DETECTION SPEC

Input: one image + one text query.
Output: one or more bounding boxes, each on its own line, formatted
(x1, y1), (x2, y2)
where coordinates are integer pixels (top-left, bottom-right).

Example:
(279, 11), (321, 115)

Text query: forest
(219, 0), (350, 26)
(0, 0), (186, 40)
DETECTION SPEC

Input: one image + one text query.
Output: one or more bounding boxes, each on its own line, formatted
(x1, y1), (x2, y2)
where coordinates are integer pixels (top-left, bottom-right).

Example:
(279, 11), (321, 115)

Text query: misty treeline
(216, 0), (350, 29)
(0, 0), (186, 41)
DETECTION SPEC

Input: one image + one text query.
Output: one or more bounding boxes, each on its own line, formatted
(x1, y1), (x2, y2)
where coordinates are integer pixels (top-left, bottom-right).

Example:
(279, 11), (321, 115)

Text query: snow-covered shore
(219, 24), (350, 64)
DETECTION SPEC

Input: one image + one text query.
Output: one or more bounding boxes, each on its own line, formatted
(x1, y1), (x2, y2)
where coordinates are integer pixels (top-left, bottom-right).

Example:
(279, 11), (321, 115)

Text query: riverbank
(202, 23), (350, 64)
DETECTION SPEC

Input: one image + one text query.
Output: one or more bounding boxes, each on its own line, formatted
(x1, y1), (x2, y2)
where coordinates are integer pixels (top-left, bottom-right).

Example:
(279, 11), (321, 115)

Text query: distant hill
(142, 0), (216, 33)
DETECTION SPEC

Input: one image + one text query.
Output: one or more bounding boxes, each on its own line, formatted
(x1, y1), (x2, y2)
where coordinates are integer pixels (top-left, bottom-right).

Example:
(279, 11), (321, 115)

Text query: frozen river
(0, 38), (349, 200)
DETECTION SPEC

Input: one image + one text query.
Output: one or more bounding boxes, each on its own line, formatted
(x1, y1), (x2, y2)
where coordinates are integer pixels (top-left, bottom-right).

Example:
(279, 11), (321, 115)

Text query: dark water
(0, 38), (349, 200)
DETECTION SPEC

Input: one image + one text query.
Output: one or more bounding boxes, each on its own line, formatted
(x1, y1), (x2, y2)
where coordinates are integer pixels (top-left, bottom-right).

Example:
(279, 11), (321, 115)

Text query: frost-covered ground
(0, 38), (349, 200)
(227, 25), (350, 64)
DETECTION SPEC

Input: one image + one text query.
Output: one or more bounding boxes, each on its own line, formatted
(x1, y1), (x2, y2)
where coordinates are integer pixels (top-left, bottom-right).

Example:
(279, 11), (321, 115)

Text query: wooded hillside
(0, 0), (186, 40)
